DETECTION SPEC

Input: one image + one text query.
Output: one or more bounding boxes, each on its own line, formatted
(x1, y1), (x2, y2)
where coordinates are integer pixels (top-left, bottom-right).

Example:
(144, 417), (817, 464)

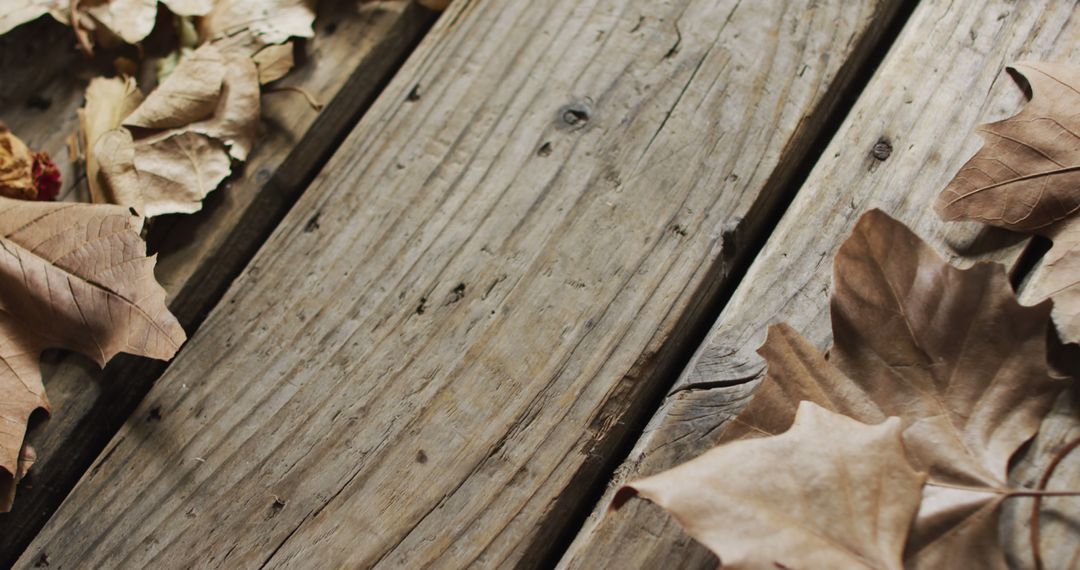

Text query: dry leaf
(124, 45), (224, 129)
(88, 45), (258, 216)
(0, 124), (60, 201)
(622, 402), (925, 570)
(96, 128), (231, 217)
(0, 0), (65, 37)
(131, 45), (259, 161)
(253, 42), (295, 85)
(80, 76), (144, 204)
(936, 62), (1080, 343)
(198, 0), (315, 49)
(0, 0), (212, 45)
(0, 197), (185, 510)
(639, 210), (1061, 568)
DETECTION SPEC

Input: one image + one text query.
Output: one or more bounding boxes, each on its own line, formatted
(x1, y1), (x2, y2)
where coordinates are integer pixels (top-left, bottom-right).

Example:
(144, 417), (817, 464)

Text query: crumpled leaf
(124, 45), (224, 129)
(0, 197), (185, 510)
(621, 402), (925, 570)
(86, 44), (258, 216)
(198, 0), (315, 54)
(633, 210), (1062, 568)
(0, 0), (212, 46)
(936, 62), (1080, 343)
(80, 76), (144, 204)
(0, 124), (60, 201)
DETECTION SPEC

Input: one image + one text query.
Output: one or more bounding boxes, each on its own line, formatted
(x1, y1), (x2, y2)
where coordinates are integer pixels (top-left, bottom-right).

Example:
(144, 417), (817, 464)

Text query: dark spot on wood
(406, 84), (421, 102)
(558, 102), (591, 130)
(416, 297), (428, 314)
(396, 162), (405, 170)
(446, 283), (466, 305)
(272, 496), (287, 510)
(33, 552), (48, 567)
(727, 173), (739, 182)
(25, 95), (51, 110)
(871, 138), (892, 161)
(416, 450), (428, 463)
(324, 22), (338, 35)
(128, 207), (138, 216)
(669, 224), (687, 237)
(630, 15), (644, 33)
(537, 142), (552, 156)
(255, 168), (271, 183)
(147, 406), (162, 422)
(304, 212), (321, 233)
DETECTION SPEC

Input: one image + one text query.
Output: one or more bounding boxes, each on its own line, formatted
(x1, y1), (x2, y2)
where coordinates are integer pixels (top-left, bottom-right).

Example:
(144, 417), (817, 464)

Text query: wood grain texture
(0, 2), (432, 564)
(19, 0), (901, 567)
(559, 1), (1080, 568)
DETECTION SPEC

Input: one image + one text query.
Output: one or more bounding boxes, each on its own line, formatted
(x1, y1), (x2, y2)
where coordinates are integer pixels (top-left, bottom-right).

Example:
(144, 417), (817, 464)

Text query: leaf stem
(1030, 433), (1080, 570)
(263, 86), (324, 111)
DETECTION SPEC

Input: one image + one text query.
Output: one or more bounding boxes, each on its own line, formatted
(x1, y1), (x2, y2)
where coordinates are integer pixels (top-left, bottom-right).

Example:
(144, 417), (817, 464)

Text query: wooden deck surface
(3, 0), (1078, 568)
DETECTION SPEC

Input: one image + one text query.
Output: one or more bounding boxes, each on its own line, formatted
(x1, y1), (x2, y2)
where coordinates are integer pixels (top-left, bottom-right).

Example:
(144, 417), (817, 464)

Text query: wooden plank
(17, 0), (903, 567)
(0, 2), (433, 564)
(558, 1), (1080, 568)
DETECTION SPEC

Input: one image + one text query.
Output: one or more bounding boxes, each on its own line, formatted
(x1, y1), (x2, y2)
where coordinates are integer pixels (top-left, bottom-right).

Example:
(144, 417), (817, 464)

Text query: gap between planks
(558, 1), (1080, 568)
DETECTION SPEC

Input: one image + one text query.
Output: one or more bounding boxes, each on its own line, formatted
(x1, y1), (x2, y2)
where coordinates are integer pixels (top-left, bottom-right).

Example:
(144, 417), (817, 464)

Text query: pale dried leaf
(124, 45), (225, 130)
(624, 402), (924, 570)
(0, 198), (185, 510)
(97, 129), (231, 217)
(198, 0), (315, 48)
(160, 0), (211, 16)
(80, 76), (143, 204)
(253, 42), (295, 84)
(936, 62), (1080, 342)
(83, 0), (157, 44)
(0, 0), (66, 36)
(135, 49), (259, 161)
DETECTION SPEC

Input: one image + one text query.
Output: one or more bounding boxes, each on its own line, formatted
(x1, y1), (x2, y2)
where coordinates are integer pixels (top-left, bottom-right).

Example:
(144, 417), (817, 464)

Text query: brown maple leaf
(0, 197), (185, 511)
(621, 402), (925, 570)
(936, 62), (1080, 344)
(621, 210), (1062, 568)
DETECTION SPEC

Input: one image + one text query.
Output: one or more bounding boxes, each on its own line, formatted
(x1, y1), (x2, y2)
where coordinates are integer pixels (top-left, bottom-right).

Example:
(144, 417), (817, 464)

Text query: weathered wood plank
(0, 1), (433, 564)
(18, 0), (902, 567)
(559, 1), (1080, 568)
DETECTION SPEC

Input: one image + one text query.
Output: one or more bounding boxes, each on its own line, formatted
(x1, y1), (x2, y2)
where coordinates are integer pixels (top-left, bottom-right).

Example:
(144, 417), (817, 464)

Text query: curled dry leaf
(936, 62), (1080, 343)
(81, 76), (144, 204)
(627, 210), (1062, 568)
(87, 44), (258, 216)
(0, 197), (185, 510)
(124, 45), (224, 129)
(0, 0), (212, 45)
(621, 402), (925, 570)
(0, 124), (60, 201)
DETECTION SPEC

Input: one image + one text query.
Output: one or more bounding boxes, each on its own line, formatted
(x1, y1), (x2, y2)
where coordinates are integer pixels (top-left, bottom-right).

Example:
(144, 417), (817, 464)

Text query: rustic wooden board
(0, 1), (433, 564)
(17, 0), (903, 567)
(558, 1), (1080, 568)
